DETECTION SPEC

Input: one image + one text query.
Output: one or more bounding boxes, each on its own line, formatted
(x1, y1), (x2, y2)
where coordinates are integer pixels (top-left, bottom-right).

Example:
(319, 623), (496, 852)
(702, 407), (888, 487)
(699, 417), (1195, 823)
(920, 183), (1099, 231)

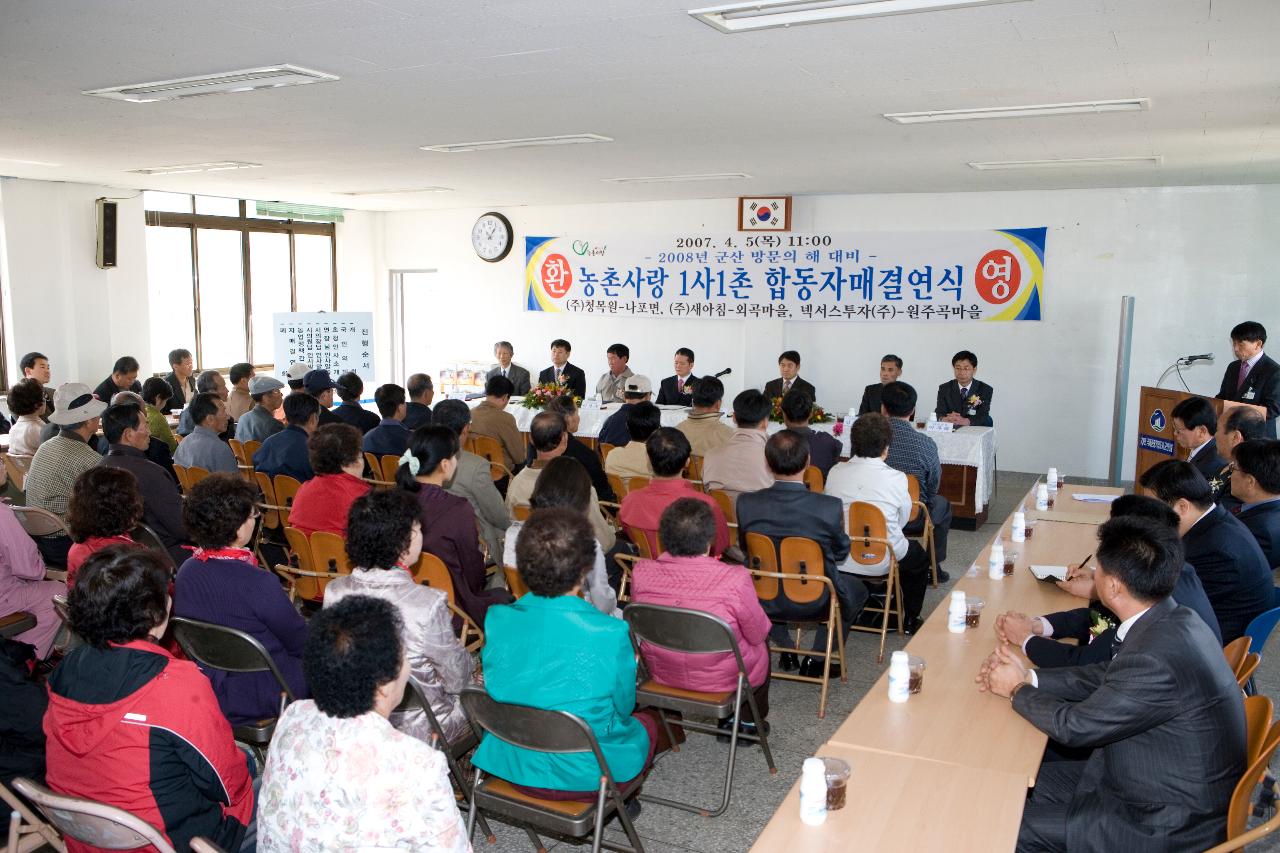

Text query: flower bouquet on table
(768, 397), (835, 424)
(521, 382), (582, 410)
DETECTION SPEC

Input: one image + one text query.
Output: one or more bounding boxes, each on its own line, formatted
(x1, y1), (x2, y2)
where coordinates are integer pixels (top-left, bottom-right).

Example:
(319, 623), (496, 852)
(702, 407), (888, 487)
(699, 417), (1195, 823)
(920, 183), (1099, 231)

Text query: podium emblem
(1149, 409), (1167, 432)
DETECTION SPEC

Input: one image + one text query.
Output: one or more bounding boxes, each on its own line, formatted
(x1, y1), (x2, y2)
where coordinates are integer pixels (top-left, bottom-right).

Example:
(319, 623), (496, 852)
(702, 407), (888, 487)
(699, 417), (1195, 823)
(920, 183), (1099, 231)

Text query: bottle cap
(891, 650), (909, 664)
(803, 757), (825, 776)
(950, 590), (965, 603)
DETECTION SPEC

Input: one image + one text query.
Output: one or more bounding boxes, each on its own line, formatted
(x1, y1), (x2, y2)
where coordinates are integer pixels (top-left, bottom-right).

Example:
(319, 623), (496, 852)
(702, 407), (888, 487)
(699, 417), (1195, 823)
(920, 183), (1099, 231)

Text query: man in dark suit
(858, 354), (902, 415)
(1170, 395), (1230, 501)
(162, 348), (196, 411)
(1231, 439), (1280, 569)
(1217, 321), (1280, 438)
(656, 347), (699, 406)
(1141, 459), (1272, 642)
(881, 381), (952, 576)
(737, 430), (867, 678)
(597, 377), (652, 448)
(486, 340), (531, 398)
(403, 373), (434, 430)
(995, 495), (1221, 669)
(362, 383), (412, 458)
(92, 356), (142, 404)
(762, 350), (815, 401)
(934, 350), (992, 427)
(252, 393), (319, 483)
(537, 338), (587, 399)
(980, 515), (1245, 853)
(780, 389), (841, 479)
(1216, 407), (1267, 512)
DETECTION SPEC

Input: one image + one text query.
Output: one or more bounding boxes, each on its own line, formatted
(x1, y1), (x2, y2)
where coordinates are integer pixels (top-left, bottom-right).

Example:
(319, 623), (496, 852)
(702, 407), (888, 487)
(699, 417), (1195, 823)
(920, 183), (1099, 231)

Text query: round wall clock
(472, 211), (513, 262)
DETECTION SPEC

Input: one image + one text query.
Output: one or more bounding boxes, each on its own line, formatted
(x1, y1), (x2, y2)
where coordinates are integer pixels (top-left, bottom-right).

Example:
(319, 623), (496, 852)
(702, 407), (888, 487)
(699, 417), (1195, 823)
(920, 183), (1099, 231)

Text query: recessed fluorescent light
(690, 0), (1031, 34)
(83, 65), (338, 103)
(886, 98), (1150, 124)
(420, 134), (612, 153)
(968, 156), (1162, 170)
(129, 161), (262, 175)
(338, 187), (454, 195)
(603, 172), (753, 184)
(0, 157), (60, 167)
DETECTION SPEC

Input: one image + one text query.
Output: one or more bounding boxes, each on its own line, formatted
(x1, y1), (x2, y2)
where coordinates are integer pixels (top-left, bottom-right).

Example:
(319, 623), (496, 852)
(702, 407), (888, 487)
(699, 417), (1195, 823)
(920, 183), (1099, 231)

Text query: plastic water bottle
(988, 541), (1005, 580)
(888, 651), (910, 703)
(1046, 468), (1059, 493)
(928, 410), (938, 423)
(1035, 484), (1050, 511)
(799, 757), (828, 826)
(947, 590), (967, 633)
(1011, 511), (1026, 543)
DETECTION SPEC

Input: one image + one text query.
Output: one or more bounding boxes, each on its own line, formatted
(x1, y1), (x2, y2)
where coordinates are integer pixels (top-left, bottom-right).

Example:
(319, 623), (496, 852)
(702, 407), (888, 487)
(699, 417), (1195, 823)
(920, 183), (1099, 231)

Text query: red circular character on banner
(975, 249), (1020, 304)
(541, 254), (573, 298)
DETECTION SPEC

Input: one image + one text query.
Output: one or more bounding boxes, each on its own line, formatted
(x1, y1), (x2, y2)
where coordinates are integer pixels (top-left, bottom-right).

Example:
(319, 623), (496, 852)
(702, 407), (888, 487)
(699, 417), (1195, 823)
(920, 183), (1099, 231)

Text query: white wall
(375, 185), (1280, 480)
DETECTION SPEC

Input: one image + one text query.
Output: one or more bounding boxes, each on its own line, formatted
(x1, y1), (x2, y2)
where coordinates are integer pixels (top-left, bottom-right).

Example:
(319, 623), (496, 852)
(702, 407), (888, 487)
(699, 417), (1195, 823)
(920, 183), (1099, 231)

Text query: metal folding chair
(3, 453), (31, 491)
(503, 565), (530, 598)
(50, 594), (82, 654)
(129, 523), (176, 572)
(1205, 718), (1280, 853)
(12, 776), (174, 853)
(10, 505), (71, 540)
(0, 777), (65, 852)
(272, 475), (302, 528)
(469, 436), (513, 483)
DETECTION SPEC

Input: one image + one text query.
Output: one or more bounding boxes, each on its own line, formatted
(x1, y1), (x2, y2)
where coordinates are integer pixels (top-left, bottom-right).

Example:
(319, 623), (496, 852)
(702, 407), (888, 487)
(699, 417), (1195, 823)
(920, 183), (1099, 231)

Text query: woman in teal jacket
(473, 507), (657, 796)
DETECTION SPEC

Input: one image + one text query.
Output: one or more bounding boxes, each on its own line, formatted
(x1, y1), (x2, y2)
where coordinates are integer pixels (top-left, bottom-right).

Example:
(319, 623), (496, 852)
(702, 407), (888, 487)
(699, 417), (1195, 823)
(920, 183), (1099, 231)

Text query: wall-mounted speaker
(96, 198), (117, 269)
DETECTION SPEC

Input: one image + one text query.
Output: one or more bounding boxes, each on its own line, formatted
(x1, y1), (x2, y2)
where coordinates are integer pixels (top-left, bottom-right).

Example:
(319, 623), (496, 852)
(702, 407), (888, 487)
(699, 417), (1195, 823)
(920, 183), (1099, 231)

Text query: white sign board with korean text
(272, 312), (375, 382)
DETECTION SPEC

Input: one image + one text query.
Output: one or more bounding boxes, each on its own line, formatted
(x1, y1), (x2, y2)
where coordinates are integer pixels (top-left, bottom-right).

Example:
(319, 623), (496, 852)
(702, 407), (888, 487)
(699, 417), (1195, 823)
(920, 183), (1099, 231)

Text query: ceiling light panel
(420, 134), (613, 153)
(0, 157), (60, 166)
(603, 172), (753, 184)
(689, 0), (1032, 34)
(885, 98), (1150, 124)
(129, 161), (262, 175)
(83, 65), (338, 102)
(968, 156), (1162, 170)
(339, 187), (454, 195)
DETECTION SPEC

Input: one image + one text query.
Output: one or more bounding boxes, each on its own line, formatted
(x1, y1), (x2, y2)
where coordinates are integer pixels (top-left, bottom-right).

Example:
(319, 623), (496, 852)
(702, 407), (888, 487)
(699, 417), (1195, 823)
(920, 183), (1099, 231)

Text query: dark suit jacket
(1238, 499), (1280, 570)
(934, 379), (993, 427)
(857, 383), (883, 416)
(1184, 503), (1273, 642)
(100, 444), (188, 565)
(1014, 598), (1245, 852)
(656, 374), (698, 407)
(598, 403), (634, 448)
(1190, 438), (1230, 502)
(403, 401), (432, 431)
(537, 363), (587, 399)
(333, 401), (380, 434)
(486, 364), (532, 398)
(524, 433), (616, 503)
(762, 376), (816, 401)
(1218, 352), (1280, 438)
(789, 426), (842, 479)
(252, 425), (314, 483)
(92, 376), (141, 404)
(362, 419), (411, 458)
(164, 372), (196, 411)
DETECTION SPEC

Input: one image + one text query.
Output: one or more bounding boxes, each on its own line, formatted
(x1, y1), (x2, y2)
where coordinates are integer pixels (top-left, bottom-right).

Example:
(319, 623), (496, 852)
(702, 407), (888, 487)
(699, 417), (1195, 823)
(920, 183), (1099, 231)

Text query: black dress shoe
(716, 718), (771, 744)
(903, 615), (925, 635)
(799, 656), (841, 679)
(935, 568), (951, 583)
(778, 652), (800, 672)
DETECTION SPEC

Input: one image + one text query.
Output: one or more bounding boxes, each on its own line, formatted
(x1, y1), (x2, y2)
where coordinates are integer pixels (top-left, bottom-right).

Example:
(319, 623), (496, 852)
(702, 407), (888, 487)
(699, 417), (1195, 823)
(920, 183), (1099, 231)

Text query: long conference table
(751, 482), (1122, 852)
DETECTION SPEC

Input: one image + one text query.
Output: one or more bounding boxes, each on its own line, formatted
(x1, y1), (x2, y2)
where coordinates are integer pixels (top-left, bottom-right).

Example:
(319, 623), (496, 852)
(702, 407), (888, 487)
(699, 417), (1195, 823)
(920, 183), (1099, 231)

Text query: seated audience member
(332, 371), (379, 434)
(468, 375), (524, 472)
(433, 399), (511, 561)
(99, 401), (187, 563)
(504, 456), (618, 615)
(111, 390), (178, 478)
(92, 355), (142, 404)
(46, 546), (255, 851)
(1171, 395), (1230, 501)
(676, 374), (733, 457)
(65, 466), (142, 589)
(739, 429), (866, 675)
(19, 351), (56, 421)
(235, 375), (286, 444)
(140, 376), (179, 452)
(487, 340), (532, 397)
(285, 362), (311, 393)
(858, 354), (902, 416)
(0, 634), (47, 785)
(1218, 320), (1279, 438)
(656, 347), (697, 406)
(702, 389), (774, 504)
(288, 424), (371, 537)
(363, 383), (412, 458)
(538, 338), (588, 400)
(260, 596), (470, 851)
(404, 372), (435, 430)
(1232, 439), (1280, 569)
(763, 350), (814, 401)
(825, 413), (931, 634)
(506, 412), (616, 553)
(174, 392), (237, 474)
(881, 381), (952, 576)
(324, 490), (475, 744)
(1140, 459), (1271, 643)
(475, 508), (671, 800)
(595, 343), (634, 404)
(226, 362), (255, 421)
(0, 495), (63, 658)
(541, 394), (615, 502)
(598, 375), (653, 448)
(175, 474), (308, 724)
(253, 393), (320, 483)
(399, 426), (513, 628)
(25, 382), (108, 567)
(980, 516), (1245, 853)
(1216, 407), (1268, 511)
(632, 498), (771, 735)
(177, 370), (235, 437)
(935, 350), (992, 427)
(619, 427), (729, 557)
(163, 348), (196, 410)
(604, 397), (660, 481)
(304, 369), (342, 426)
(780, 389), (841, 479)
(6, 378), (46, 456)
(995, 495), (1222, 668)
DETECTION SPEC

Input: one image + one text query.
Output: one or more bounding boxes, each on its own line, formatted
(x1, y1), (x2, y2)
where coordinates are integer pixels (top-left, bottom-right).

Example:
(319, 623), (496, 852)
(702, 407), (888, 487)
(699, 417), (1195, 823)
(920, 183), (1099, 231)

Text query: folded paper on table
(1029, 565), (1068, 581)
(1071, 493), (1120, 504)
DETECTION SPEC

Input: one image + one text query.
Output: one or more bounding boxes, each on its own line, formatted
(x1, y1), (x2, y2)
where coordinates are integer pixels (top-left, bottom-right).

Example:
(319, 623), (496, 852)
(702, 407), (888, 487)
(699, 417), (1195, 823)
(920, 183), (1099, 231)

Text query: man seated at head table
(537, 338), (587, 400)
(934, 349), (992, 427)
(701, 389), (774, 506)
(1217, 320), (1279, 438)
(486, 340), (532, 397)
(1170, 395), (1231, 502)
(603, 398), (659, 482)
(1216, 406), (1267, 512)
(977, 515), (1245, 853)
(676, 375), (732, 458)
(594, 342), (634, 404)
(762, 350), (814, 401)
(779, 389), (841, 480)
(858, 353), (903, 416)
(994, 495), (1221, 670)
(1231, 439), (1280, 570)
(656, 347), (698, 406)
(1140, 458), (1272, 643)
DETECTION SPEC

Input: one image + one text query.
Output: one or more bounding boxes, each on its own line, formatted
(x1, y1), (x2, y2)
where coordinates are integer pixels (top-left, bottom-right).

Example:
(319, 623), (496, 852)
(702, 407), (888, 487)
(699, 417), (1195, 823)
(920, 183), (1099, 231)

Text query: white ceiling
(0, 0), (1277, 211)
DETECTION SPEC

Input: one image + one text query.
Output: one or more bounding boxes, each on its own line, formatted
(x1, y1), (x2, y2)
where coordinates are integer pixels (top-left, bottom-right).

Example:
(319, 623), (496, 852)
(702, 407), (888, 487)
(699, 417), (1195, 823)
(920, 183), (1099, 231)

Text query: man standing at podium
(1217, 321), (1279, 439)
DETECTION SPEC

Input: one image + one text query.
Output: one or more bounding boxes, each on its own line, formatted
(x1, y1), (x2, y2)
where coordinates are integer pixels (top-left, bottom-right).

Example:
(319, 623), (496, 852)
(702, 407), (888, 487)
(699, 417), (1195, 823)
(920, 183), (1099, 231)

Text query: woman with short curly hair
(6, 378), (47, 456)
(174, 473), (308, 724)
(65, 466), (143, 588)
(288, 423), (371, 537)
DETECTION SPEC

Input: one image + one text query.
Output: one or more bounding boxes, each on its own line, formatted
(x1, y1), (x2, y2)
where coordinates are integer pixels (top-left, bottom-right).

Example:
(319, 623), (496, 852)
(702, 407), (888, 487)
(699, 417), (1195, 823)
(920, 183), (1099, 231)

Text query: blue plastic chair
(1243, 605), (1280, 697)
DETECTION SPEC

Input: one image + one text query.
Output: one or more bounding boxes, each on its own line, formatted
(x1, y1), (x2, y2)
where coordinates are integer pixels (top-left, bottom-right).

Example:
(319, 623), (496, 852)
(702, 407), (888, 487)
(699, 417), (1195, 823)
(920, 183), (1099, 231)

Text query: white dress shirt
(824, 455), (910, 575)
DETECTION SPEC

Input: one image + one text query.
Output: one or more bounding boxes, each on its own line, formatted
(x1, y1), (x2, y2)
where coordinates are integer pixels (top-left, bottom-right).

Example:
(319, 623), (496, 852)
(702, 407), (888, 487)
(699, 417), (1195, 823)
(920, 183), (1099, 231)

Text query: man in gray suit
(485, 340), (531, 397)
(979, 516), (1245, 852)
(432, 399), (511, 562)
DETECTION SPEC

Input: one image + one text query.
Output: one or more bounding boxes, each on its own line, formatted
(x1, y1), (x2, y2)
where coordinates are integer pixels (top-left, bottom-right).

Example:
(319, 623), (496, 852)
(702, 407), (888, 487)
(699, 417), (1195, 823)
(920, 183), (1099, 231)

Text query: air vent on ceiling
(420, 134), (613, 153)
(886, 98), (1150, 124)
(968, 156), (1163, 170)
(84, 65), (338, 102)
(603, 172), (753, 184)
(689, 0), (1030, 34)
(129, 161), (261, 175)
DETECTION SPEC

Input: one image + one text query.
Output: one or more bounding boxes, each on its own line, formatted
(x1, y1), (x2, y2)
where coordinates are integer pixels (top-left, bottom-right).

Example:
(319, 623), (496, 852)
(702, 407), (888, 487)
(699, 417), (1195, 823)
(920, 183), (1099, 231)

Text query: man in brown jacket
(469, 375), (524, 473)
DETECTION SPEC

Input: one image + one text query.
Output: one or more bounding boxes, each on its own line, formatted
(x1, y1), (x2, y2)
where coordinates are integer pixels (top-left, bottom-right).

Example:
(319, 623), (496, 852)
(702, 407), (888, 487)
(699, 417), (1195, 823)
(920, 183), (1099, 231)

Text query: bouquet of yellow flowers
(768, 397), (835, 424)
(521, 382), (582, 410)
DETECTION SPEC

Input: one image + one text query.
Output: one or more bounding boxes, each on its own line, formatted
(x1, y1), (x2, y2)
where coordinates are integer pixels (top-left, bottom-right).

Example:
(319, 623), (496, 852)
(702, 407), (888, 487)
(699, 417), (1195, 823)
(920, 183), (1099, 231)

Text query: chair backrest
(624, 602), (741, 659)
(469, 434), (504, 474)
(607, 473), (628, 500)
(744, 531), (781, 600)
(242, 440), (263, 460)
(1225, 719), (1280, 846)
(228, 439), (247, 467)
(1224, 636), (1252, 675)
(12, 776), (177, 853)
(378, 454), (400, 484)
(255, 471), (281, 531)
(363, 452), (381, 477)
(172, 464), (192, 493)
(283, 526), (326, 602)
(190, 838), (227, 853)
(625, 526), (662, 560)
(460, 687), (609, 760)
(512, 504), (531, 522)
(803, 465), (824, 493)
(273, 475), (302, 527)
(413, 551), (458, 604)
(779, 536), (830, 604)
(625, 476), (650, 494)
(309, 530), (352, 575)
(905, 474), (923, 523)
(1244, 694), (1274, 763)
(707, 488), (737, 524)
(186, 466), (211, 489)
(847, 501), (891, 566)
(11, 505), (71, 539)
(1237, 653), (1262, 688)
(51, 593), (83, 653)
(169, 616), (296, 701)
(684, 454), (703, 482)
(393, 676), (452, 745)
(3, 453), (30, 490)
(1245, 606), (1280, 660)
(129, 524), (175, 571)
(504, 565), (530, 598)
(598, 442), (618, 461)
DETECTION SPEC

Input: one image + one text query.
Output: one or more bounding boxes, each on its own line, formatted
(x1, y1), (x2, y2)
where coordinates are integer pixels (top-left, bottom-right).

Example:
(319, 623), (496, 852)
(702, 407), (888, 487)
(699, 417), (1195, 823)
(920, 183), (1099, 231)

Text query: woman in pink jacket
(0, 479), (62, 658)
(630, 497), (772, 738)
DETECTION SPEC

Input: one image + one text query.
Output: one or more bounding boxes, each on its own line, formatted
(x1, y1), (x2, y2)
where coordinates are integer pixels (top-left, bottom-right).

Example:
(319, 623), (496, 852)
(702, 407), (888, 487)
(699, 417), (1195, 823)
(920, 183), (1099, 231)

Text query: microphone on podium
(1177, 353), (1214, 365)
(713, 368), (732, 379)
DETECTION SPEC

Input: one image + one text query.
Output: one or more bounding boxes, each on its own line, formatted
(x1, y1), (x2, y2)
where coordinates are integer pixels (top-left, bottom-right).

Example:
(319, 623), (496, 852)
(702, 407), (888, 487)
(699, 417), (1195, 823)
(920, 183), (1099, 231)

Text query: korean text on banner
(273, 312), (375, 382)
